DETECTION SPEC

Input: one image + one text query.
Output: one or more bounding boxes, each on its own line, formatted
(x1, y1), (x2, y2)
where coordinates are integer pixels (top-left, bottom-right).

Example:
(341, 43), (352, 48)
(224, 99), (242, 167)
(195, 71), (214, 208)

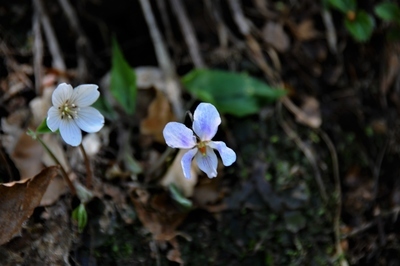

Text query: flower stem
(79, 143), (92, 188)
(29, 130), (76, 195)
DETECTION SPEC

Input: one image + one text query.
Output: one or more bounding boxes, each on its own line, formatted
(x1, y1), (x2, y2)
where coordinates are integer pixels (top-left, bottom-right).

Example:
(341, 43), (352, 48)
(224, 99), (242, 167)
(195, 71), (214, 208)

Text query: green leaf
(72, 203), (88, 233)
(375, 2), (400, 24)
(328, 0), (356, 13)
(110, 37), (137, 114)
(181, 69), (285, 117)
(345, 11), (375, 42)
(35, 118), (52, 134)
(169, 183), (192, 210)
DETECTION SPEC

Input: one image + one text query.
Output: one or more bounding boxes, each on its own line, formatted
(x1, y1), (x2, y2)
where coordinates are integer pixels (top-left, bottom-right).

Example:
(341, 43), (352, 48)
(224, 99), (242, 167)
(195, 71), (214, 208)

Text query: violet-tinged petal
(163, 122), (196, 149)
(47, 106), (61, 131)
(75, 106), (105, 133)
(193, 103), (221, 141)
(181, 148), (198, 179)
(71, 84), (100, 107)
(59, 119), (82, 146)
(195, 146), (218, 178)
(208, 141), (236, 166)
(52, 83), (73, 107)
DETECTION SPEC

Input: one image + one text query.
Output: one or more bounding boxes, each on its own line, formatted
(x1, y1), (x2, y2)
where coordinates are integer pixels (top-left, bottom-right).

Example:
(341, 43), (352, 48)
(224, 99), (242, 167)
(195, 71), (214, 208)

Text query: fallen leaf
(160, 149), (198, 197)
(140, 91), (175, 143)
(130, 188), (187, 263)
(291, 19), (319, 41)
(295, 96), (322, 128)
(11, 131), (44, 179)
(135, 66), (164, 90)
(0, 166), (58, 245)
(262, 21), (290, 53)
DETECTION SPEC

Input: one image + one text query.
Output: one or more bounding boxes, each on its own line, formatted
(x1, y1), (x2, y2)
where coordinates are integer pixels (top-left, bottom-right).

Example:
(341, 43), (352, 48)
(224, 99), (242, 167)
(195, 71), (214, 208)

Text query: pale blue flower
(47, 83), (104, 146)
(163, 103), (236, 179)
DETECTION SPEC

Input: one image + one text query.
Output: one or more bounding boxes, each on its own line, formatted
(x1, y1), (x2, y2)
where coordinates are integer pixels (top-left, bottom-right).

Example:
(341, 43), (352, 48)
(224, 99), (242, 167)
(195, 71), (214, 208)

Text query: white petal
(59, 119), (82, 146)
(70, 84), (100, 107)
(47, 106), (61, 131)
(52, 83), (73, 107)
(193, 103), (221, 141)
(208, 141), (236, 166)
(75, 107), (104, 133)
(163, 122), (196, 149)
(181, 148), (198, 179)
(195, 147), (218, 178)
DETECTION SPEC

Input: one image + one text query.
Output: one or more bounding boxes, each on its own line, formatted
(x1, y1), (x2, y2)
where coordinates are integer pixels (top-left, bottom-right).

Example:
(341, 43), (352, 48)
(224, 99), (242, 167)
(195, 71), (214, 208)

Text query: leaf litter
(1, 0), (400, 265)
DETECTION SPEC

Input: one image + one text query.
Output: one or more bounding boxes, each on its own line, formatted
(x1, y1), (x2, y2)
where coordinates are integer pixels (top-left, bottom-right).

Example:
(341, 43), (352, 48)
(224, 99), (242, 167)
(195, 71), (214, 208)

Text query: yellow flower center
(59, 100), (78, 120)
(197, 141), (207, 156)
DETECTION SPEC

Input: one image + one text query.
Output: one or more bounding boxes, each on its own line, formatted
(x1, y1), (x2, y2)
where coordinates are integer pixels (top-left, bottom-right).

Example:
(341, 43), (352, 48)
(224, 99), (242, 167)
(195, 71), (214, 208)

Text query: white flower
(47, 83), (104, 146)
(163, 102), (236, 179)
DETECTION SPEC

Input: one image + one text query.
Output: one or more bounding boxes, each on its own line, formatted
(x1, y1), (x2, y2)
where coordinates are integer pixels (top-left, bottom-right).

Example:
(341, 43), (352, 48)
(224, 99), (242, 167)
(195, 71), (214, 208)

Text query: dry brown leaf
(293, 96), (322, 128)
(40, 174), (69, 206)
(11, 131), (44, 179)
(130, 188), (186, 264)
(0, 166), (58, 245)
(262, 21), (290, 53)
(192, 177), (222, 209)
(140, 91), (175, 143)
(283, 94), (322, 129)
(131, 189), (187, 241)
(292, 19), (319, 41)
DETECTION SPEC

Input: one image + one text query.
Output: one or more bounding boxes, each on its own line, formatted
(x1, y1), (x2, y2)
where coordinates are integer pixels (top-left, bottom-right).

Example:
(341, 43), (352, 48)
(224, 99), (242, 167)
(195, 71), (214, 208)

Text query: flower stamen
(60, 102), (78, 120)
(198, 141), (207, 156)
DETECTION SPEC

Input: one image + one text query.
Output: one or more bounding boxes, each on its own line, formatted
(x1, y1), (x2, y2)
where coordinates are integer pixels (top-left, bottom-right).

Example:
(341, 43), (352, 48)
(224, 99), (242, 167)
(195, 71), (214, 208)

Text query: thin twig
(318, 129), (348, 266)
(321, 7), (337, 54)
(169, 0), (205, 68)
(156, 0), (178, 55)
(33, 0), (66, 71)
(277, 102), (328, 202)
(203, 0), (228, 48)
(79, 143), (92, 188)
(58, 0), (87, 80)
(32, 10), (43, 94)
(138, 0), (184, 119)
(372, 137), (389, 200)
(33, 131), (76, 194)
(227, 0), (278, 83)
(0, 42), (33, 90)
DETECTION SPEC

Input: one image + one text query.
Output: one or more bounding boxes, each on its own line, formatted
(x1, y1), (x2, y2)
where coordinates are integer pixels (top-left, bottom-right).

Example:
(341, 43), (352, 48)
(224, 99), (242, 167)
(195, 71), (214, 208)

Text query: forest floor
(1, 0), (400, 265)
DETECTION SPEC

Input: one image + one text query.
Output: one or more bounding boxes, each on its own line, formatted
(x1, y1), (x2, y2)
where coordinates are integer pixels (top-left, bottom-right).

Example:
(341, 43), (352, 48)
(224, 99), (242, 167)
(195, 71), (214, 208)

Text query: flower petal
(163, 122), (196, 149)
(47, 106), (61, 131)
(195, 147), (218, 178)
(59, 119), (82, 146)
(71, 84), (100, 107)
(75, 107), (105, 133)
(208, 141), (236, 166)
(181, 148), (198, 179)
(52, 83), (73, 107)
(193, 103), (221, 141)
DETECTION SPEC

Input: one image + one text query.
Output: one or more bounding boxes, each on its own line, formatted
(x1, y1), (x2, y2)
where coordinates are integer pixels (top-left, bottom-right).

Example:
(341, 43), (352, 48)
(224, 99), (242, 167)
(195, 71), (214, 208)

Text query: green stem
(79, 143), (92, 188)
(28, 129), (76, 195)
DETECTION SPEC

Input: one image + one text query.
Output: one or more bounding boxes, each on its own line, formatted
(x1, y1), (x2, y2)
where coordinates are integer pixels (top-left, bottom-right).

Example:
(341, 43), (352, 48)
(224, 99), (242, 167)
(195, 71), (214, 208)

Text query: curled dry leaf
(11, 130), (44, 179)
(290, 19), (319, 41)
(0, 166), (58, 245)
(296, 96), (321, 128)
(285, 95), (321, 128)
(130, 188), (187, 263)
(140, 91), (175, 143)
(262, 21), (290, 53)
(160, 149), (198, 197)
